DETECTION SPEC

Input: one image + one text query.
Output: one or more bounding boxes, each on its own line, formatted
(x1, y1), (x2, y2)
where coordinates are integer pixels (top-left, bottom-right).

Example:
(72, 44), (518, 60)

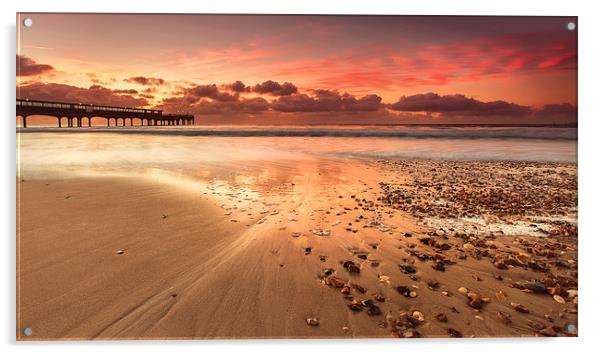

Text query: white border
(2, 1), (601, 353)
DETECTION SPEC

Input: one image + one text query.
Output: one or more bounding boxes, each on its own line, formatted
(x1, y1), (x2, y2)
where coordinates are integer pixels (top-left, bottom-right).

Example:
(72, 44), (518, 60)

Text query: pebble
(467, 291), (483, 309)
(348, 300), (363, 311)
(115, 250), (125, 255)
(497, 311), (513, 325)
(527, 320), (546, 331)
(553, 295), (566, 304)
(522, 281), (547, 294)
(378, 275), (390, 284)
(494, 261), (508, 270)
(412, 311), (425, 322)
(361, 299), (374, 307)
(538, 327), (558, 337)
(400, 329), (421, 338)
(399, 263), (417, 274)
(511, 302), (530, 314)
(324, 276), (346, 288)
(396, 286), (412, 297)
(367, 305), (382, 316)
(373, 293), (385, 302)
(447, 328), (463, 338)
(432, 260), (446, 272)
(351, 283), (367, 294)
(427, 280), (439, 289)
(463, 243), (475, 251)
(322, 268), (335, 277)
(343, 260), (361, 274)
(306, 317), (319, 326)
(311, 229), (331, 237)
(495, 290), (506, 301)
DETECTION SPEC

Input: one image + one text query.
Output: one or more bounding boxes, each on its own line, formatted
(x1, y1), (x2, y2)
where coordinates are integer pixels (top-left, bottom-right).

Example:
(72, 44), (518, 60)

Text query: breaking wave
(18, 125), (577, 140)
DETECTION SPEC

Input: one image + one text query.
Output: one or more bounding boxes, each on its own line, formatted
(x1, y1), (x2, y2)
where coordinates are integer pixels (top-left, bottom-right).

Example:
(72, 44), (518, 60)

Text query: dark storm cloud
(389, 92), (532, 116)
(184, 97), (270, 115)
(17, 82), (148, 107)
(124, 76), (166, 86)
(228, 80), (249, 92)
(272, 89), (383, 112)
(341, 93), (382, 111)
(158, 90), (270, 115)
(240, 97), (270, 111)
(534, 103), (577, 121)
(112, 88), (139, 95)
(188, 84), (219, 98)
(185, 84), (240, 102)
(17, 55), (54, 77)
(253, 80), (298, 96)
(155, 79), (575, 124)
(156, 89), (269, 115)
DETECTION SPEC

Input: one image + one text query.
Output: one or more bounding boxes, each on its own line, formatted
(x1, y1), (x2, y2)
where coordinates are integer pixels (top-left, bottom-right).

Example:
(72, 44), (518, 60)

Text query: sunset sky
(16, 14), (577, 124)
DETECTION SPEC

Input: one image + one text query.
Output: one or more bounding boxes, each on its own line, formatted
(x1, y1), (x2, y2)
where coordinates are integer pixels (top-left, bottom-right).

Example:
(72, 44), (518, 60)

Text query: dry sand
(16, 160), (578, 340)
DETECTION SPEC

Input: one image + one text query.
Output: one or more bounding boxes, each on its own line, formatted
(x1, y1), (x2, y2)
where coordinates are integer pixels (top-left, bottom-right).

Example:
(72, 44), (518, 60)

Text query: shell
(412, 310), (425, 322)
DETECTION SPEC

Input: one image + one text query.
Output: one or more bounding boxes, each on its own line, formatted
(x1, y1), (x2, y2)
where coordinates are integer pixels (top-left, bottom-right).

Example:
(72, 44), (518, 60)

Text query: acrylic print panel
(16, 13), (578, 340)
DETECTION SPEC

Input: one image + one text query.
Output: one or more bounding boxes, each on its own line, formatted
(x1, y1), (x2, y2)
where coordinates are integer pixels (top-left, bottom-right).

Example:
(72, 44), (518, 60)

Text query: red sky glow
(16, 14), (577, 124)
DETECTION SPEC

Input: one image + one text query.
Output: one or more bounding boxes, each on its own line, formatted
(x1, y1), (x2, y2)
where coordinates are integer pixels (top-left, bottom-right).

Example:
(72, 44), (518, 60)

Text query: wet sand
(16, 159), (577, 340)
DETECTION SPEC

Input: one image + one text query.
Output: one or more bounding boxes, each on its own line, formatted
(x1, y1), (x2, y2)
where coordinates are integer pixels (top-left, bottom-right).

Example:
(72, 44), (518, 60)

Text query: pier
(16, 99), (194, 128)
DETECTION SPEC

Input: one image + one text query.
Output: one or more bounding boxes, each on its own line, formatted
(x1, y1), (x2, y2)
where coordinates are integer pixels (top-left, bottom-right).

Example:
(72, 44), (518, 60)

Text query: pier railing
(16, 98), (194, 127)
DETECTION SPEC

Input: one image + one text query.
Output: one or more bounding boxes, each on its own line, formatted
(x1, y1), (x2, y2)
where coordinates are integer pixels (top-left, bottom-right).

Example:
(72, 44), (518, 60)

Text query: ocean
(17, 124), (577, 182)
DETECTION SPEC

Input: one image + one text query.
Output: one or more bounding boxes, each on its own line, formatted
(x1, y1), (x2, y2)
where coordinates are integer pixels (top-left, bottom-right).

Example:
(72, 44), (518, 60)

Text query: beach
(16, 126), (578, 339)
